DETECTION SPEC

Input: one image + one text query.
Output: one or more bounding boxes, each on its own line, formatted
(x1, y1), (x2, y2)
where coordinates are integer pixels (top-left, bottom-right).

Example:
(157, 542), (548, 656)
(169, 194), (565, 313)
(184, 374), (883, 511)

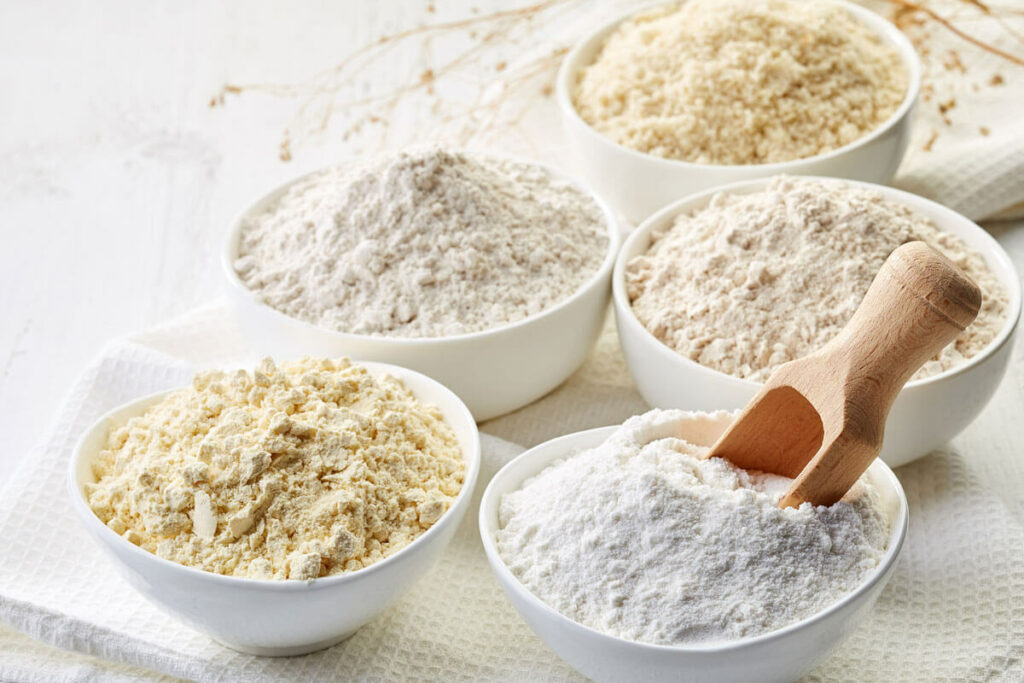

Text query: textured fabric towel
(0, 302), (1022, 681)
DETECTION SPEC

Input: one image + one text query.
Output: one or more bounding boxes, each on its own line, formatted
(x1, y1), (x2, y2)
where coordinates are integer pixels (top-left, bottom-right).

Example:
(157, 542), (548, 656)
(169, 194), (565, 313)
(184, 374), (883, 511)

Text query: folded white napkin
(888, 0), (1024, 221)
(0, 302), (1021, 681)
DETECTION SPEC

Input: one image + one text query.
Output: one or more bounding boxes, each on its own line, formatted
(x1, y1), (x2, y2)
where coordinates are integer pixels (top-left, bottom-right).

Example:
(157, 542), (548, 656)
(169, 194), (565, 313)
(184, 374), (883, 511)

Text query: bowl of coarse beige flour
(556, 0), (921, 223)
(479, 409), (908, 683)
(613, 176), (1021, 467)
(223, 148), (619, 421)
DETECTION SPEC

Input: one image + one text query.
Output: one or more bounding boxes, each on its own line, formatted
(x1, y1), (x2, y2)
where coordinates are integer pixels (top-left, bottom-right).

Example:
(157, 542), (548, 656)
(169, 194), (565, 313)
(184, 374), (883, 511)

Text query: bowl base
(213, 630), (358, 657)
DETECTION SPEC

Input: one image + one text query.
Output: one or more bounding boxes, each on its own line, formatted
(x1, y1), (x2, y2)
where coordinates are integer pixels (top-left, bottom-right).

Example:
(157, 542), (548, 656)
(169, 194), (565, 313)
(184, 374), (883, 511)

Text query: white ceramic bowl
(68, 361), (481, 656)
(222, 157), (621, 423)
(556, 0), (922, 224)
(480, 412), (909, 683)
(613, 178), (1022, 468)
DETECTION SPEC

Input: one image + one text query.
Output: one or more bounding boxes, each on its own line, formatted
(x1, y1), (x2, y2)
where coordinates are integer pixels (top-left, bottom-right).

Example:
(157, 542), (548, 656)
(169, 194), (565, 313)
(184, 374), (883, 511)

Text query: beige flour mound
(573, 0), (907, 165)
(626, 176), (1008, 382)
(85, 358), (464, 580)
(235, 148), (608, 338)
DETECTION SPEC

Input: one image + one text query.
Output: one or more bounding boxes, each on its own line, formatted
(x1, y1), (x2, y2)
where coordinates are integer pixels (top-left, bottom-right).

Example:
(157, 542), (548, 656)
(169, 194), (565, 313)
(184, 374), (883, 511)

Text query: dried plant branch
(886, 0), (1024, 65)
(212, 0), (1022, 162)
(212, 0), (586, 160)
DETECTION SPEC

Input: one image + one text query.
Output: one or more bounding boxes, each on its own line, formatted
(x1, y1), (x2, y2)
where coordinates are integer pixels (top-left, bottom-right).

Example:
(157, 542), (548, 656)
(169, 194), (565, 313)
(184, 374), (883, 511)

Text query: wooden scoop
(704, 241), (982, 509)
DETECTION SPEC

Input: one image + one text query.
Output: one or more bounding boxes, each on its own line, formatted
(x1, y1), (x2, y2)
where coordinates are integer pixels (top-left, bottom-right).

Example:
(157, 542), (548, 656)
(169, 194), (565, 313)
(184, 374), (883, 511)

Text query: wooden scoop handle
(779, 241), (981, 507)
(825, 240), (981, 400)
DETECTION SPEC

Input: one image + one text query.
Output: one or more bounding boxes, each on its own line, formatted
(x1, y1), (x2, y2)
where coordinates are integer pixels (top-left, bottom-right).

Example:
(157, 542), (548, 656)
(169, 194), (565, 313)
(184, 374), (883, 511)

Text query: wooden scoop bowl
(705, 241), (982, 508)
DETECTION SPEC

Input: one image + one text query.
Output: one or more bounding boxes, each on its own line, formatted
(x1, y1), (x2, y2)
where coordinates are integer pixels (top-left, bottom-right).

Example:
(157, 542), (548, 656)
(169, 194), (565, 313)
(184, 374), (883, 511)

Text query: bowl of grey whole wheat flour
(223, 147), (620, 421)
(613, 176), (1021, 467)
(480, 409), (909, 682)
(556, 0), (921, 223)
(69, 357), (481, 655)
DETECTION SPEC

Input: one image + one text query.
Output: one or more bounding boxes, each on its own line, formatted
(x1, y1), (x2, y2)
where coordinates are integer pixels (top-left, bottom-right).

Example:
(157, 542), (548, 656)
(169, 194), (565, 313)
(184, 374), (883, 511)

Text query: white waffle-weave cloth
(0, 302), (1022, 681)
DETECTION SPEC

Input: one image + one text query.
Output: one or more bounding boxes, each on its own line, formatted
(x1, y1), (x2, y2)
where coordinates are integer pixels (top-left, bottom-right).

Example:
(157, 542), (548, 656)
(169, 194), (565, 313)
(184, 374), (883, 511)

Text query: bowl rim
(221, 150), (621, 346)
(611, 175), (1023, 391)
(479, 420), (910, 654)
(555, 0), (923, 171)
(67, 359), (482, 591)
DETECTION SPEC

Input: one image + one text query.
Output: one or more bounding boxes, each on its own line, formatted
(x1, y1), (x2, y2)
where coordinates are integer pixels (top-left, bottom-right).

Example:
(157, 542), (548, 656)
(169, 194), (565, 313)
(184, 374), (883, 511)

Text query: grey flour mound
(626, 176), (1008, 382)
(235, 148), (609, 338)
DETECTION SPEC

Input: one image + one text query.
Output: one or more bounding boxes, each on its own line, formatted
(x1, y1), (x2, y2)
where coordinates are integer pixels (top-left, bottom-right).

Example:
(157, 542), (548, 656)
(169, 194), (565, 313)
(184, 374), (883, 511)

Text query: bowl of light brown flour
(223, 148), (619, 421)
(556, 0), (922, 223)
(480, 409), (909, 682)
(613, 176), (1020, 467)
(69, 357), (481, 656)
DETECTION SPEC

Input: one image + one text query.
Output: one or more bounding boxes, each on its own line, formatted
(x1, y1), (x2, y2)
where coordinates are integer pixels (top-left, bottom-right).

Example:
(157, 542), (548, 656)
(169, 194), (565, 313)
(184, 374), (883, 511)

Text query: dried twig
(886, 0), (1024, 65)
(211, 0), (1022, 162)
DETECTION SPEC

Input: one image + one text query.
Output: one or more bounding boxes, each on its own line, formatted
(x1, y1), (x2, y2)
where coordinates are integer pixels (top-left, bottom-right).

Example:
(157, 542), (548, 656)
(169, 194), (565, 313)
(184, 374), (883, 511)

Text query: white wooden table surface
(1, 0), (1022, 678)
(0, 0), (416, 481)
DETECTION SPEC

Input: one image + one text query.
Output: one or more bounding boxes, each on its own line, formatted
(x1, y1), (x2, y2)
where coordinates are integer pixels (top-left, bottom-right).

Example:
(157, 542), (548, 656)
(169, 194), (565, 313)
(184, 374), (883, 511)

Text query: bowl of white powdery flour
(613, 176), (1020, 467)
(556, 0), (921, 223)
(479, 409), (908, 683)
(223, 148), (619, 421)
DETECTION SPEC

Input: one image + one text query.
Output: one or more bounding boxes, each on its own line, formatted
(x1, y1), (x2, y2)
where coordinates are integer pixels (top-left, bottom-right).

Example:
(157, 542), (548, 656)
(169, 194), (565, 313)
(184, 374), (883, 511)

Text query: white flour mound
(235, 148), (609, 338)
(626, 176), (1008, 382)
(495, 409), (890, 645)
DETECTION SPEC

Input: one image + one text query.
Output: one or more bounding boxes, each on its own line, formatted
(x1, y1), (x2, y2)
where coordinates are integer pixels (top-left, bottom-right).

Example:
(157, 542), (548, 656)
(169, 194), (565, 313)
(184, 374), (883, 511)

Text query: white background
(0, 1), (425, 479)
(2, 1), (1022, 482)
(2, 1), (1022, 464)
